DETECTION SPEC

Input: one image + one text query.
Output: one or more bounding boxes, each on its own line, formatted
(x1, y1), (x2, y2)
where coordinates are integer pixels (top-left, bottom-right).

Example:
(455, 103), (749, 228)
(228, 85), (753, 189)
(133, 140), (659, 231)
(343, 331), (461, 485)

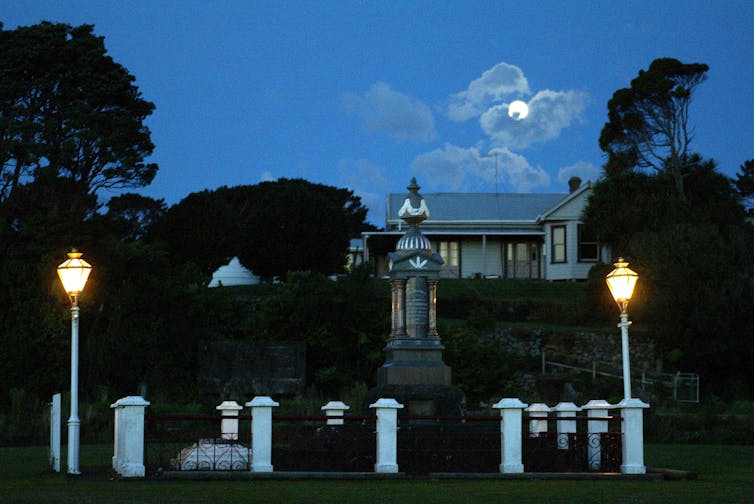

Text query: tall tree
(0, 22), (157, 207)
(237, 178), (373, 280)
(0, 22), (160, 406)
(586, 58), (754, 397)
(735, 159), (754, 216)
(599, 58), (709, 200)
(152, 187), (241, 278)
(155, 179), (375, 282)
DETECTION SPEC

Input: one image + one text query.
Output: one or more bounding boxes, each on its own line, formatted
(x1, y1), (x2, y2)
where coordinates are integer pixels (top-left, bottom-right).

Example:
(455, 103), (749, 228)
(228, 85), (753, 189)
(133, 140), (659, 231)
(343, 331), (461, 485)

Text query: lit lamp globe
(57, 250), (93, 305)
(605, 258), (638, 314)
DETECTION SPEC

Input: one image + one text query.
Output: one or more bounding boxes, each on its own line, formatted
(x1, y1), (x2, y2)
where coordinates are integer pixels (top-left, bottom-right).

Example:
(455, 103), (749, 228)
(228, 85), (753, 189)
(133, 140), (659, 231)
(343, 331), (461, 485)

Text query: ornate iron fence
(144, 411), (622, 475)
(522, 414), (622, 472)
(397, 416), (500, 474)
(272, 415), (376, 472)
(145, 413), (252, 472)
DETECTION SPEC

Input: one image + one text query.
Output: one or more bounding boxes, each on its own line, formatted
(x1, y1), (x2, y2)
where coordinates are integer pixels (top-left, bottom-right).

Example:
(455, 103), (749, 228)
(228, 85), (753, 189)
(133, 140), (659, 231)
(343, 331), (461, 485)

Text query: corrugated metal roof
(386, 192), (567, 224)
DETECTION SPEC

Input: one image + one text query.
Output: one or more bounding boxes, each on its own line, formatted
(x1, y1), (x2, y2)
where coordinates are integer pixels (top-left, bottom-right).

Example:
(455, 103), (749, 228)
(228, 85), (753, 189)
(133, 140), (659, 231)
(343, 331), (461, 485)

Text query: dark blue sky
(3, 1), (753, 223)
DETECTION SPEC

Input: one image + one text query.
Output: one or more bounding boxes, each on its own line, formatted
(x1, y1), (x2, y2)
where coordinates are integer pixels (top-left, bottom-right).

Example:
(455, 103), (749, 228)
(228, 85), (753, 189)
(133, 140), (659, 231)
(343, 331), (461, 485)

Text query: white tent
(208, 257), (260, 287)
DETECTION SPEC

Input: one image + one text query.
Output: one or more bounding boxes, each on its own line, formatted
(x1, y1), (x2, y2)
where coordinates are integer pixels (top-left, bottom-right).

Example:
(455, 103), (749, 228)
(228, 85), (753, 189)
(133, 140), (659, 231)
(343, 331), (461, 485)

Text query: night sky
(3, 1), (753, 223)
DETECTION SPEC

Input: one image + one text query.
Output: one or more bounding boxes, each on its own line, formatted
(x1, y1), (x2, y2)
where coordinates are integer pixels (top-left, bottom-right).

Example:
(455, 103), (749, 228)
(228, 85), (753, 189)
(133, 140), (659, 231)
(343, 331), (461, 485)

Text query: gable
(538, 183), (592, 222)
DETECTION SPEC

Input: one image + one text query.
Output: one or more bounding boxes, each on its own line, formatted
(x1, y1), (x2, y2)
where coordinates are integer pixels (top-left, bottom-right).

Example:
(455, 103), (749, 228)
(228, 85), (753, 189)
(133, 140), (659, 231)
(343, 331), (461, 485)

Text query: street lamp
(57, 249), (93, 475)
(605, 258), (638, 400)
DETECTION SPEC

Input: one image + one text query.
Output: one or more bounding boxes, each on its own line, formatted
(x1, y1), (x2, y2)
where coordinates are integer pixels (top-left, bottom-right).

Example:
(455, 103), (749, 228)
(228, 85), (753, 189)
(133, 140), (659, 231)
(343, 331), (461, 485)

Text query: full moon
(508, 100), (529, 120)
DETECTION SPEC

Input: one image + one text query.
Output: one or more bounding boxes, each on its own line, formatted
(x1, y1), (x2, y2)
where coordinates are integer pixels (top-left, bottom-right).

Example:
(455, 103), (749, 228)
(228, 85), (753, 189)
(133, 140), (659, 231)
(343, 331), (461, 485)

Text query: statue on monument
(397, 177), (429, 222)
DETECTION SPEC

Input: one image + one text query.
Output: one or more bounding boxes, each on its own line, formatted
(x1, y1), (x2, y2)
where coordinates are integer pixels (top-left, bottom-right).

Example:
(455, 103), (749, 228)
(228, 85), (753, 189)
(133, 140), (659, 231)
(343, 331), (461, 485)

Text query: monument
(367, 178), (465, 416)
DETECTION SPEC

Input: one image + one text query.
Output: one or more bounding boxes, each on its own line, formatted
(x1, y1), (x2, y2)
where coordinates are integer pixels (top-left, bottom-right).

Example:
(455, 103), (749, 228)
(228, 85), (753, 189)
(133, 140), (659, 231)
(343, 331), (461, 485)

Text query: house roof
(386, 192), (568, 226)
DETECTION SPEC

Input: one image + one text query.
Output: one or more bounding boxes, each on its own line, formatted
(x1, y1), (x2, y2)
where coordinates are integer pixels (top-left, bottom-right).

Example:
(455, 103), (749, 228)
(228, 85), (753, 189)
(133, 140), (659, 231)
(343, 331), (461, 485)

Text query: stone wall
(198, 341), (306, 399)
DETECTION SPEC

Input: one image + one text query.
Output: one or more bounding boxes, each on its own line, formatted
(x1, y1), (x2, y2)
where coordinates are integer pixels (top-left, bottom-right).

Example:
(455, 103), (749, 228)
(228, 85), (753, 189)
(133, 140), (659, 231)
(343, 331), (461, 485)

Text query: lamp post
(605, 258), (639, 400)
(57, 250), (93, 475)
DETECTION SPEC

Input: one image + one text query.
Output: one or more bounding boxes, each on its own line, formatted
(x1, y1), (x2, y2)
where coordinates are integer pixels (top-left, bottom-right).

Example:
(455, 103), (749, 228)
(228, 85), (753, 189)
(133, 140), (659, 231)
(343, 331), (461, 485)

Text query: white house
(362, 178), (609, 281)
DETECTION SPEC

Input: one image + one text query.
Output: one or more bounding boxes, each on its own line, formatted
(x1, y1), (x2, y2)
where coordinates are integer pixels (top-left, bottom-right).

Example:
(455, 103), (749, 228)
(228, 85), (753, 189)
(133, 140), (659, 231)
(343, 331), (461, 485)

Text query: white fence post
(552, 402), (581, 449)
(216, 401), (243, 440)
(110, 396), (150, 478)
(50, 393), (61, 472)
(619, 398), (650, 474)
(110, 398), (124, 471)
(370, 398), (403, 473)
(525, 403), (550, 437)
(321, 401), (350, 426)
(582, 400), (612, 470)
(493, 398), (528, 474)
(245, 396), (279, 473)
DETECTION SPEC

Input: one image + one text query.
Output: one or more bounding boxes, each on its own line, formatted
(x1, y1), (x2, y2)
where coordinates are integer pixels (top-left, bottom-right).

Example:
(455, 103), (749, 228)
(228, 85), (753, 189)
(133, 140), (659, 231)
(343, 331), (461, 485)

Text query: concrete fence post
(110, 396), (150, 478)
(50, 393), (62, 472)
(370, 398), (403, 473)
(582, 400), (613, 470)
(216, 401), (243, 440)
(493, 398), (528, 474)
(619, 398), (650, 474)
(110, 398), (122, 471)
(525, 403), (550, 437)
(245, 396), (279, 473)
(321, 401), (350, 426)
(552, 402), (581, 449)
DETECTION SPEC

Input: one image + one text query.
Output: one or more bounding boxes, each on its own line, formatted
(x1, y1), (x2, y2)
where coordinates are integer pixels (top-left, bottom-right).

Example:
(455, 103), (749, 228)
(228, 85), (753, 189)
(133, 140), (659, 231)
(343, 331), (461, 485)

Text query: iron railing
(144, 411), (622, 475)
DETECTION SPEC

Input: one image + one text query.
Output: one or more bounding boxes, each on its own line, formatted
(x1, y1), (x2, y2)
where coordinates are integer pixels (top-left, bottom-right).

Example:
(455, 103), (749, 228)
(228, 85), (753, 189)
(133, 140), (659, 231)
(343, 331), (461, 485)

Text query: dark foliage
(252, 267), (389, 394)
(587, 57), (754, 398)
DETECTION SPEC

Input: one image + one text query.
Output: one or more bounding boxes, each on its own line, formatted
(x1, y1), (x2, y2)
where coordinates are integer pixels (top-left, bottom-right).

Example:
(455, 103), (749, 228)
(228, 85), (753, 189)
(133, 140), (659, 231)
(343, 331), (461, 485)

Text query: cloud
(447, 62), (530, 122)
(410, 144), (550, 192)
(480, 89), (588, 149)
(342, 82), (436, 142)
(259, 171), (274, 182)
(338, 158), (393, 224)
(557, 160), (601, 185)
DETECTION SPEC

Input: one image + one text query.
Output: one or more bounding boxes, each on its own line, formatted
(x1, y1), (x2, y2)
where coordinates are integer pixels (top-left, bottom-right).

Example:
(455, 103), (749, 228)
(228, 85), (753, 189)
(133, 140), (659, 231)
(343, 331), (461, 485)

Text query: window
(551, 226), (566, 263)
(438, 241), (459, 267)
(578, 224), (600, 262)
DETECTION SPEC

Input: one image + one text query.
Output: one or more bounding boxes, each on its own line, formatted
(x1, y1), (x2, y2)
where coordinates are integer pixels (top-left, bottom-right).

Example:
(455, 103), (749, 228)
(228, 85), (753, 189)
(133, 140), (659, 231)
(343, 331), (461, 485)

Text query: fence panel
(271, 415), (375, 472)
(397, 416), (500, 474)
(145, 413), (251, 472)
(521, 414), (621, 472)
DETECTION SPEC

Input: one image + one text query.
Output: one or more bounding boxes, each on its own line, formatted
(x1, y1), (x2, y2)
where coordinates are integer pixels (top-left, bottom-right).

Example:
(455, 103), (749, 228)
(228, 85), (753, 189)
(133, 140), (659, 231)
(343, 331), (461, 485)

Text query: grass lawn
(2, 443), (753, 503)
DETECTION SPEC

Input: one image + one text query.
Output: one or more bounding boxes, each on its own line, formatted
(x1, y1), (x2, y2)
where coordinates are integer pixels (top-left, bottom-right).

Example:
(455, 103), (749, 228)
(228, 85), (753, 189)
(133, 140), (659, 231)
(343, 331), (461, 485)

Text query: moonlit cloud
(447, 62), (530, 122)
(342, 82), (436, 142)
(480, 89), (588, 149)
(557, 160), (601, 185)
(410, 144), (550, 192)
(259, 171), (274, 182)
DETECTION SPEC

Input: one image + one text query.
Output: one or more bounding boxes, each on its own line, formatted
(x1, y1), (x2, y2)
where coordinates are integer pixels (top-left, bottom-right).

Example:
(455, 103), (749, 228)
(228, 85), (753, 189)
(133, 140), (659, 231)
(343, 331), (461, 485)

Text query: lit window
(551, 226), (566, 263)
(439, 241), (459, 266)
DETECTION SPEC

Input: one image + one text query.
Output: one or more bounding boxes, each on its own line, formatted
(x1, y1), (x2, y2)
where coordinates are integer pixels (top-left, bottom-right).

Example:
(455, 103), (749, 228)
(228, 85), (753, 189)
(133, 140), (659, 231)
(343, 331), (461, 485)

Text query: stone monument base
(365, 384), (466, 417)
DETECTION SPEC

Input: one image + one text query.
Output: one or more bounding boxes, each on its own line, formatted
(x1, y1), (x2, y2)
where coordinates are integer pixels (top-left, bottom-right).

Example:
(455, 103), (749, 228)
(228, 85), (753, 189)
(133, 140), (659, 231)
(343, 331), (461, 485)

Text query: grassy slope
(2, 444), (753, 503)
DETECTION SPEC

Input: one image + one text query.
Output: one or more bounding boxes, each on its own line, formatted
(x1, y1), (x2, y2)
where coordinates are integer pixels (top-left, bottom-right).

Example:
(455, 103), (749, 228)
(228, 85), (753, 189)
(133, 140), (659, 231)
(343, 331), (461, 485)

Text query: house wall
(461, 239), (503, 278)
(543, 222), (594, 281)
